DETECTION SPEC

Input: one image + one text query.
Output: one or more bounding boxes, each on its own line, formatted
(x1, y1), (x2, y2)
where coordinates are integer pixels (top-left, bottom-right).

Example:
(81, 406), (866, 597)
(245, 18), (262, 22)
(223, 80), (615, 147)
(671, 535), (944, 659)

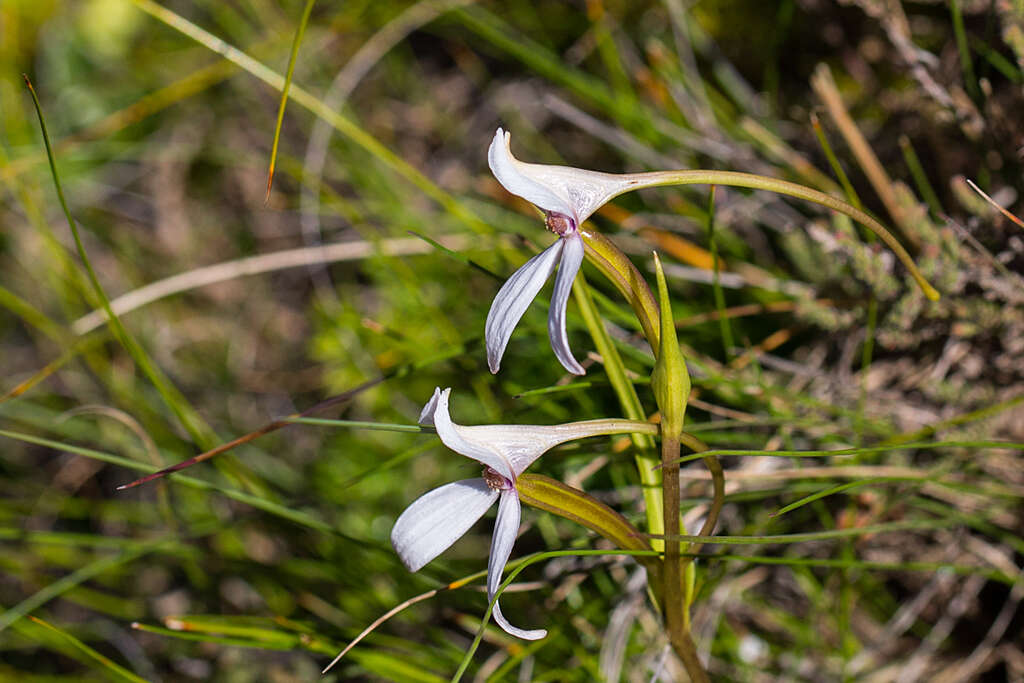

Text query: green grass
(2, 1), (1023, 680)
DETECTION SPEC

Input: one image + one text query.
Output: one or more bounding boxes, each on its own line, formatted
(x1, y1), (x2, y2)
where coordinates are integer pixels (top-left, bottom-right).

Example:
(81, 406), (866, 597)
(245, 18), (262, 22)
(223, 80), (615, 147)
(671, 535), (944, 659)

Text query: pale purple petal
(390, 478), (499, 572)
(485, 240), (563, 375)
(418, 387), (442, 426)
(428, 388), (515, 480)
(488, 128), (573, 217)
(547, 233), (585, 376)
(487, 490), (547, 640)
(459, 421), (624, 478)
(430, 388), (647, 478)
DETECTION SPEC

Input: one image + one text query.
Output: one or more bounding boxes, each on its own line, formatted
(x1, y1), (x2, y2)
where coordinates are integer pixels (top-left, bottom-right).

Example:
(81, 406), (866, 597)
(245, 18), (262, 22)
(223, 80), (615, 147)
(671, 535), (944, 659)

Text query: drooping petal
(487, 489), (546, 640)
(488, 128), (573, 217)
(489, 128), (643, 224)
(426, 388), (516, 480)
(485, 239), (563, 375)
(390, 478), (499, 572)
(547, 232), (585, 376)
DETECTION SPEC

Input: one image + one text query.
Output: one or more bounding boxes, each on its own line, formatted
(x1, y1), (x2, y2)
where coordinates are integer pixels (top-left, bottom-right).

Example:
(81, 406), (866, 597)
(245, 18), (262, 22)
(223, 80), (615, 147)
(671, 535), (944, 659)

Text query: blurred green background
(2, 0), (1023, 680)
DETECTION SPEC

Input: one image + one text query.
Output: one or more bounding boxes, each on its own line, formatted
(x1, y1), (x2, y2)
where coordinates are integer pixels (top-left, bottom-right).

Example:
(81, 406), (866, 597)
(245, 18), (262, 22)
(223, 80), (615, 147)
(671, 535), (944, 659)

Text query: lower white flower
(391, 387), (646, 639)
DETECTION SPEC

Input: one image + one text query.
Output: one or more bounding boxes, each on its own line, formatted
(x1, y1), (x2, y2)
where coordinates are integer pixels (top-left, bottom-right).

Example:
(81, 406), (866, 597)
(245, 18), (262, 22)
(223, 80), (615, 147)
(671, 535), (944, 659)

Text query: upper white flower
(487, 128), (642, 226)
(391, 387), (645, 640)
(485, 129), (646, 376)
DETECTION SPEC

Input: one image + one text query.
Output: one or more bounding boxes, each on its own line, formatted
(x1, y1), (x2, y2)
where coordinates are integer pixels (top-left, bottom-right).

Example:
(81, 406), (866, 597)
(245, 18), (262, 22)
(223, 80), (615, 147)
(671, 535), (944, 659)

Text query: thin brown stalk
(116, 377), (383, 490)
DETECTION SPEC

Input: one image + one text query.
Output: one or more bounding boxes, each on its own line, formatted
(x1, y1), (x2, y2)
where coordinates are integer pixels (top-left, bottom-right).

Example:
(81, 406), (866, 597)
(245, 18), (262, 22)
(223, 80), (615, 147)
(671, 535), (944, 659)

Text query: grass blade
(265, 0), (316, 201)
(23, 616), (148, 683)
(22, 75), (221, 452)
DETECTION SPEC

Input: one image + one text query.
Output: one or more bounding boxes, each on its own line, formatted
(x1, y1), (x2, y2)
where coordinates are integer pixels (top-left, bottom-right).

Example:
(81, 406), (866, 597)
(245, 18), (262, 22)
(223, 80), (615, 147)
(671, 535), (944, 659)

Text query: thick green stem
(661, 436), (686, 661)
(660, 435), (711, 682)
(670, 627), (710, 683)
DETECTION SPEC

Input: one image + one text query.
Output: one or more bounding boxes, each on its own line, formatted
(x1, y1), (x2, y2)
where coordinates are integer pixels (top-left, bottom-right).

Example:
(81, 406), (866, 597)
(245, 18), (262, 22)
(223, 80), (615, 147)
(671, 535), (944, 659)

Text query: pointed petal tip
(491, 601), (548, 640)
(418, 387), (446, 426)
(429, 389), (517, 479)
(487, 128), (573, 217)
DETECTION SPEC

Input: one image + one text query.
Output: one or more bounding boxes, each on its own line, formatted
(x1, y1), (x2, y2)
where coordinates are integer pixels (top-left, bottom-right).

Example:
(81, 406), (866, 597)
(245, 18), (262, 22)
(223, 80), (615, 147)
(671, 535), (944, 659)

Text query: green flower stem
(572, 274), (664, 550)
(670, 627), (710, 683)
(579, 227), (660, 347)
(650, 253), (708, 680)
(602, 169), (939, 300)
(660, 435), (692, 669)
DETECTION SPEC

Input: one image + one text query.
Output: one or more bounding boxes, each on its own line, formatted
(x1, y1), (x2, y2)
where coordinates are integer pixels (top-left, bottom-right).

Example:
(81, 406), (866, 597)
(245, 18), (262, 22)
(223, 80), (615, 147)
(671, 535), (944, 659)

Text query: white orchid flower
(485, 127), (646, 376)
(391, 387), (648, 640)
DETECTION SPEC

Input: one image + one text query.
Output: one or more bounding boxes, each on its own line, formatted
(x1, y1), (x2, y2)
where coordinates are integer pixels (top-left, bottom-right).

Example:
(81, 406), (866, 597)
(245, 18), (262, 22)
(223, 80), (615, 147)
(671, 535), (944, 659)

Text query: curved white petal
(418, 387), (443, 426)
(427, 390), (647, 479)
(489, 128), (643, 224)
(485, 240), (563, 375)
(473, 421), (641, 477)
(547, 233), (585, 376)
(487, 490), (546, 640)
(390, 478), (499, 572)
(428, 388), (515, 480)
(489, 128), (573, 217)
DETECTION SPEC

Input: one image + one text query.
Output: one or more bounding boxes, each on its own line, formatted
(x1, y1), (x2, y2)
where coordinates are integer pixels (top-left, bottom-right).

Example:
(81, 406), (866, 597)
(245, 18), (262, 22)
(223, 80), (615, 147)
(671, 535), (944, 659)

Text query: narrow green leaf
(265, 0), (316, 200)
(22, 75), (221, 452)
(0, 542), (167, 632)
(771, 479), (884, 518)
(21, 617), (148, 683)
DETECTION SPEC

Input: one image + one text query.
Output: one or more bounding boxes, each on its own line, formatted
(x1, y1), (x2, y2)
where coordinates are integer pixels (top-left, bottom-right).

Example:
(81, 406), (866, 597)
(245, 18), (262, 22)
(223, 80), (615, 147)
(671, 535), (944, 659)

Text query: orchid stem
(670, 627), (710, 683)
(662, 434), (709, 682)
(661, 435), (684, 657)
(614, 169), (939, 300)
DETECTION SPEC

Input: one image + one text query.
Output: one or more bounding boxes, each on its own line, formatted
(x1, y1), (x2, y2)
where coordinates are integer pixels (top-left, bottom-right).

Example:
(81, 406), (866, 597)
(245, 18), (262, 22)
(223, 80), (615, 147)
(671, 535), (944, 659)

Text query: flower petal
(485, 240), (563, 375)
(460, 421), (640, 477)
(427, 389), (652, 478)
(488, 128), (573, 217)
(390, 478), (499, 572)
(417, 387), (443, 426)
(427, 388), (516, 480)
(489, 128), (642, 224)
(487, 489), (546, 640)
(547, 233), (585, 376)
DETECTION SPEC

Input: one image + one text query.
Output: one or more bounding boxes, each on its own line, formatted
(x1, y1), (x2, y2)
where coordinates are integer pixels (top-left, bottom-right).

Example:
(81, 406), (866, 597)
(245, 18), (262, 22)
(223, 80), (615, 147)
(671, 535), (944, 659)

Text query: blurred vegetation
(1, 0), (1023, 680)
